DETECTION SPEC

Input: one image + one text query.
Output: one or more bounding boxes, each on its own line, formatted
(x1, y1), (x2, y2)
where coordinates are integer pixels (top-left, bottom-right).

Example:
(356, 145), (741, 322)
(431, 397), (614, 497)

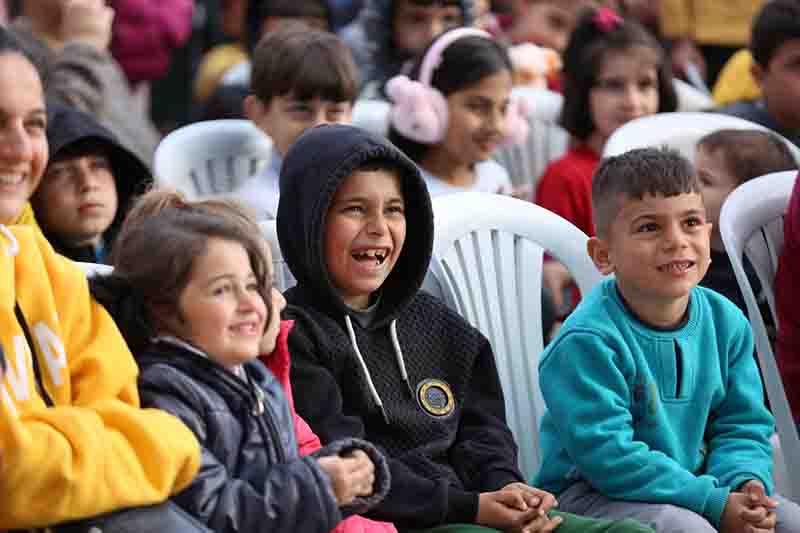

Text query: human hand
(61, 0), (114, 51)
(720, 491), (777, 533)
(542, 261), (572, 311)
(476, 490), (557, 531)
(317, 449), (375, 506)
(501, 482), (558, 515)
(739, 480), (778, 531)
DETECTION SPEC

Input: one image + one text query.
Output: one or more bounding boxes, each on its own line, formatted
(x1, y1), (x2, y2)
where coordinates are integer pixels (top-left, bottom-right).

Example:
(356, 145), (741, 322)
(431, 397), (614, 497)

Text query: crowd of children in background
(3, 0), (800, 531)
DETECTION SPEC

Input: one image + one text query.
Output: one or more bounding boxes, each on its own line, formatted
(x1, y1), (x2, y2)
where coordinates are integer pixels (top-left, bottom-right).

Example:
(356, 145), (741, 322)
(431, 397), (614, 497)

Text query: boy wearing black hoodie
(31, 102), (153, 264)
(278, 124), (655, 533)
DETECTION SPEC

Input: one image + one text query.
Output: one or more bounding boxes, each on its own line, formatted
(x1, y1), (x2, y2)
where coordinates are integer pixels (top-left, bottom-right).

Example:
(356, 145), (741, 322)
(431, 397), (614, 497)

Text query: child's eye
(638, 78), (658, 91)
(213, 284), (232, 296)
(90, 157), (111, 171)
(344, 205), (365, 214)
(594, 79), (625, 92)
(685, 217), (703, 228)
(25, 117), (46, 132)
(246, 282), (260, 292)
(636, 222), (658, 233)
(386, 205), (405, 216)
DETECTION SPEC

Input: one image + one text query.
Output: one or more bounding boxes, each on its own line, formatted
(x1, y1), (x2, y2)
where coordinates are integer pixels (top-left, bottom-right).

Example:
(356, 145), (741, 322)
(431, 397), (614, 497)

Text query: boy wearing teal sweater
(535, 147), (800, 532)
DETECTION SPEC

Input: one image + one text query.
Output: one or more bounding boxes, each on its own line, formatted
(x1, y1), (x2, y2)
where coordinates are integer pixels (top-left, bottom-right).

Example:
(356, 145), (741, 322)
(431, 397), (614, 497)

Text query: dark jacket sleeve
(449, 337), (524, 491)
(288, 319), (480, 529)
(139, 376), (342, 533)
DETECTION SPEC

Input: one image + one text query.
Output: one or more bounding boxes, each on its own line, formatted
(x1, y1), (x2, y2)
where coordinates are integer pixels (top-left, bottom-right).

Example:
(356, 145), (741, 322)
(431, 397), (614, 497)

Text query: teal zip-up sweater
(534, 279), (774, 528)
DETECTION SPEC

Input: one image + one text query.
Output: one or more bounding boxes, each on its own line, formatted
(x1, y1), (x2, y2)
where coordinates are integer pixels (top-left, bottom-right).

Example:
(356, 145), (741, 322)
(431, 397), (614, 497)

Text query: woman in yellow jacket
(0, 27), (201, 530)
(659, 0), (766, 86)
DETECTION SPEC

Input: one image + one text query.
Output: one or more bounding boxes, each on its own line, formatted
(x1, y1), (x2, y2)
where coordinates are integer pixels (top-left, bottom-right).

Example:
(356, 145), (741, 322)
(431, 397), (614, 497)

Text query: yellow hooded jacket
(0, 226), (201, 529)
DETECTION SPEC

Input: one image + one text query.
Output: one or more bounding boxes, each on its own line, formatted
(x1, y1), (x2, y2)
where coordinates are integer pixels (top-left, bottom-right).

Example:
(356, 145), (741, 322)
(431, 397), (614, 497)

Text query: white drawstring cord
(345, 315), (389, 423)
(390, 320), (415, 398)
(0, 225), (19, 256)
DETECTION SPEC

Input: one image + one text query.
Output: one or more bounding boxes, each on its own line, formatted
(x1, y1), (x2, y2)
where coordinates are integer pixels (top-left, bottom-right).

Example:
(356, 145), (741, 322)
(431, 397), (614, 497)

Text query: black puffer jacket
(136, 338), (390, 533)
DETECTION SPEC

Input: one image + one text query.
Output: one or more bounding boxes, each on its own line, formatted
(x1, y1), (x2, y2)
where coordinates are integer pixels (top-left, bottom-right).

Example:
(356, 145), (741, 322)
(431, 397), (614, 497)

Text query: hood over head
(277, 124), (433, 327)
(37, 101), (153, 249)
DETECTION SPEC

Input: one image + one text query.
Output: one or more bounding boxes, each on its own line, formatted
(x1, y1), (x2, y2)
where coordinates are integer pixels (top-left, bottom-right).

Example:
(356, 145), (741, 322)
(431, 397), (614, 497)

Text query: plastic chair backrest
(493, 87), (568, 196)
(673, 78), (714, 112)
(719, 170), (800, 500)
(259, 220), (296, 292)
(75, 261), (113, 278)
(352, 99), (392, 138)
(154, 120), (273, 199)
(425, 192), (605, 479)
(603, 112), (800, 165)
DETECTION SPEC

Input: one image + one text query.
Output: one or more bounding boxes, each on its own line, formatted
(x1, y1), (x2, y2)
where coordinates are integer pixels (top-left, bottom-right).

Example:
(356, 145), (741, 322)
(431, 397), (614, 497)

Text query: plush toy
(508, 42), (562, 89)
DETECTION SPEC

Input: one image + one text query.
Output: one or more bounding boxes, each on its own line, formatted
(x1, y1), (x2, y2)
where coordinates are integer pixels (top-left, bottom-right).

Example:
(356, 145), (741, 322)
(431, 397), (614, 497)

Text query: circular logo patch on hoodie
(416, 379), (455, 417)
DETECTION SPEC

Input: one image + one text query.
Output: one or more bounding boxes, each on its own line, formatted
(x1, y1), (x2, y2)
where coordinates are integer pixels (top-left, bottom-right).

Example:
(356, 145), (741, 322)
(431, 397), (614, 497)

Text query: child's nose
(0, 122), (32, 164)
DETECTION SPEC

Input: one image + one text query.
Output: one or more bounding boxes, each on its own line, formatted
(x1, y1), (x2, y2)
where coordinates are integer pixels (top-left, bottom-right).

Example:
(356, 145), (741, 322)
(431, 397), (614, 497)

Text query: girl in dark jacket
(90, 188), (391, 533)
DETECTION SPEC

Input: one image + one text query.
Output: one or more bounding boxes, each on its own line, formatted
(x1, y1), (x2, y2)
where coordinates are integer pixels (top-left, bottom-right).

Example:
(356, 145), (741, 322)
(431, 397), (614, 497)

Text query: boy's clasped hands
(477, 482), (562, 532)
(721, 480), (779, 533)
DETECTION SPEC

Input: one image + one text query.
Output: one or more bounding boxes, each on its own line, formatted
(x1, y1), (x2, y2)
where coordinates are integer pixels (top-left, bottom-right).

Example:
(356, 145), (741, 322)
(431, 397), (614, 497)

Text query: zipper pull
(252, 382), (265, 416)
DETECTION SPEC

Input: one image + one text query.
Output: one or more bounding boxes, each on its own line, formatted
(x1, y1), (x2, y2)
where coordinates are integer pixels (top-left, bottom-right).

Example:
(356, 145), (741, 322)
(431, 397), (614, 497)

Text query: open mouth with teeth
(352, 249), (389, 266)
(657, 260), (695, 273)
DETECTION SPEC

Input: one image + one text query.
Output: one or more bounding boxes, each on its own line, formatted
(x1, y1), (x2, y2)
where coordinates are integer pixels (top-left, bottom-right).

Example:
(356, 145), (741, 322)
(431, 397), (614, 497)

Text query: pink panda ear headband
(386, 28), (529, 146)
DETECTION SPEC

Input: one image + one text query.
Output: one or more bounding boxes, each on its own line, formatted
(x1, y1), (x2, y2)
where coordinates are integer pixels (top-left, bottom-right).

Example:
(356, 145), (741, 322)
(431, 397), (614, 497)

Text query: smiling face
(591, 192), (711, 326)
(172, 237), (269, 369)
(33, 150), (118, 246)
(0, 52), (48, 225)
(429, 69), (512, 168)
(324, 168), (407, 309)
(588, 48), (660, 149)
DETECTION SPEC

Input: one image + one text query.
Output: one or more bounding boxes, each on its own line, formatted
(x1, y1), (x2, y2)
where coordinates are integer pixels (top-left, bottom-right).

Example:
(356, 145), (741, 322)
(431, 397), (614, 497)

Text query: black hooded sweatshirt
(33, 101), (153, 263)
(278, 124), (523, 531)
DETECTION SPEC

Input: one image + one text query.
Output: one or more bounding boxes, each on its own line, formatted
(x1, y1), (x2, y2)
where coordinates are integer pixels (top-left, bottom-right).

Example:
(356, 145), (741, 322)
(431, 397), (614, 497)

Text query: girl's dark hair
(250, 24), (359, 104)
(560, 8), (677, 141)
(90, 188), (272, 355)
(388, 33), (512, 163)
(751, 0), (800, 69)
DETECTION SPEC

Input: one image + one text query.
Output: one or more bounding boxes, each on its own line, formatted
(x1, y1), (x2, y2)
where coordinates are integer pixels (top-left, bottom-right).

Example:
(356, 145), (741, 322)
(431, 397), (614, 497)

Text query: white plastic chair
(154, 120), (273, 200)
(603, 112), (800, 164)
(352, 99), (392, 138)
(75, 261), (113, 278)
(493, 87), (569, 196)
(720, 170), (800, 500)
(259, 220), (296, 292)
(673, 78), (714, 112)
(424, 192), (605, 479)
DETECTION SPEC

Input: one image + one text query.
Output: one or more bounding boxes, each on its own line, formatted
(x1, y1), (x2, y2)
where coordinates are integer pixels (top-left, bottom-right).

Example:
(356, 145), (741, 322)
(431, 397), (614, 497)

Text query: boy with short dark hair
(716, 0), (800, 148)
(696, 128), (797, 313)
(233, 26), (358, 219)
(536, 146), (800, 532)
(277, 123), (656, 533)
(31, 102), (153, 264)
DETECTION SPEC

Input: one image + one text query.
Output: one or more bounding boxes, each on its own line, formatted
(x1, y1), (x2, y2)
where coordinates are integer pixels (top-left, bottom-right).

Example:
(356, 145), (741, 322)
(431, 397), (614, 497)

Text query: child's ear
(587, 236), (615, 275)
(750, 61), (765, 87)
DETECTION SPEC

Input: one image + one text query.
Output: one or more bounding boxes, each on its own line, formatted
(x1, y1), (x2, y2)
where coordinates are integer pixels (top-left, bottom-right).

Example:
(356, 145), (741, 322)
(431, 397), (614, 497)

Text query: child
(90, 188), (393, 532)
(340, 0), (473, 94)
(534, 7), (677, 310)
(31, 102), (153, 264)
(536, 146), (800, 532)
(278, 123), (655, 533)
(0, 29), (202, 530)
(233, 25), (358, 219)
(695, 128), (796, 314)
(387, 28), (527, 197)
(504, 0), (596, 53)
(716, 0), (800, 148)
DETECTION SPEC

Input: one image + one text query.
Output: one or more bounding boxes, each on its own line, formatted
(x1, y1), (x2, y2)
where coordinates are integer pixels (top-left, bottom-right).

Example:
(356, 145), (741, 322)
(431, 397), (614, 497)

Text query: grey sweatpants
(557, 481), (800, 533)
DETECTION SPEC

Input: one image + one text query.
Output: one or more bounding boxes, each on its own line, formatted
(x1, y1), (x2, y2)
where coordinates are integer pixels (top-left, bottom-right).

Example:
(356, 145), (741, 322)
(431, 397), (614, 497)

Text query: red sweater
(775, 172), (800, 423)
(534, 144), (601, 237)
(260, 321), (398, 533)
